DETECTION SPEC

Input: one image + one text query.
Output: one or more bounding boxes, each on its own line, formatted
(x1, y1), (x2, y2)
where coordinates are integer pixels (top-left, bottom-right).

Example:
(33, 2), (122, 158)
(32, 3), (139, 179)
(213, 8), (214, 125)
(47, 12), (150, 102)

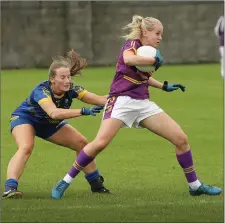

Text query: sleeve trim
(77, 90), (88, 100)
(124, 41), (137, 54)
(38, 97), (52, 105)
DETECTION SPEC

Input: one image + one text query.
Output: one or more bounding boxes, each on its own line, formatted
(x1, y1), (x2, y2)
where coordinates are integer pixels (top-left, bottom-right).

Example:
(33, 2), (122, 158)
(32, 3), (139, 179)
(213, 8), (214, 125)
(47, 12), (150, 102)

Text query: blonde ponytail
(122, 15), (143, 40)
(121, 15), (163, 40)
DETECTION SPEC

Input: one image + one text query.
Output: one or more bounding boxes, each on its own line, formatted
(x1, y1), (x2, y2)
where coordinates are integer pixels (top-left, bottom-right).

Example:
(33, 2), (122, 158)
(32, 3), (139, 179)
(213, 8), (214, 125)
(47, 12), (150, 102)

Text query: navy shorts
(10, 116), (68, 139)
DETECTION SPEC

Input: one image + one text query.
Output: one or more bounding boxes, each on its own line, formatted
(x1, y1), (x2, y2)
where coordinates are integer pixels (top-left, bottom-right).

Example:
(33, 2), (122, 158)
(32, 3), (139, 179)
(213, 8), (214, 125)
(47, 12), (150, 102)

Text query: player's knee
(78, 137), (88, 150)
(70, 137), (88, 151)
(93, 138), (108, 152)
(174, 133), (189, 150)
(18, 143), (34, 156)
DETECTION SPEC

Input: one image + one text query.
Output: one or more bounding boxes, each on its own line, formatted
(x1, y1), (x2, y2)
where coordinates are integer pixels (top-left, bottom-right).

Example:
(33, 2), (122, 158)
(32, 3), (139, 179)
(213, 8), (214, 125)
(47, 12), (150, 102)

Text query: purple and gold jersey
(11, 81), (87, 124)
(109, 39), (151, 100)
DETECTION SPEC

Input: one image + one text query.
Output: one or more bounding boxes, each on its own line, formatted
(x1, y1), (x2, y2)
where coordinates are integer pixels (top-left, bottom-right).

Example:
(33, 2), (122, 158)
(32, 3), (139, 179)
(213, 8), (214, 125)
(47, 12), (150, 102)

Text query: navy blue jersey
(11, 81), (88, 124)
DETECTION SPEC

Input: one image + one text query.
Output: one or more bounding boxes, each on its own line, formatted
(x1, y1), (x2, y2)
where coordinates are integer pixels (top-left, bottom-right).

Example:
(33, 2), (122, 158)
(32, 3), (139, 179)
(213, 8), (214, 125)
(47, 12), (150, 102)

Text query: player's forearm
(148, 77), (163, 89)
(124, 55), (155, 66)
(88, 95), (107, 105)
(81, 93), (107, 105)
(97, 95), (108, 105)
(49, 108), (82, 120)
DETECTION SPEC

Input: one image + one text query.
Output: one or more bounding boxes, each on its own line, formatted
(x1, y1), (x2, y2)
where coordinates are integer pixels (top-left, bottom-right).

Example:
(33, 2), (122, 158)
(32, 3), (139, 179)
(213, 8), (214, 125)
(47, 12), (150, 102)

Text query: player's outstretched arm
(148, 78), (185, 92)
(40, 100), (101, 120)
(80, 92), (107, 105)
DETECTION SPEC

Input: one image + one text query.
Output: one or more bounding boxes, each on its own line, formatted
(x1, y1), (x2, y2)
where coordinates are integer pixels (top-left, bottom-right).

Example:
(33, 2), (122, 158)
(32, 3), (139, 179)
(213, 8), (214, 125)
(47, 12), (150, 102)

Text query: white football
(136, 46), (157, 72)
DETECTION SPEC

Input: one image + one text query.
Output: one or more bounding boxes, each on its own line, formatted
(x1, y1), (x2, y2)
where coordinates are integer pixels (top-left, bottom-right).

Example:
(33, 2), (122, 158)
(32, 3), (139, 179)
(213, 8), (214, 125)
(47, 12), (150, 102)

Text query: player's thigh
(46, 124), (88, 151)
(11, 124), (35, 152)
(140, 112), (187, 144)
(93, 118), (123, 148)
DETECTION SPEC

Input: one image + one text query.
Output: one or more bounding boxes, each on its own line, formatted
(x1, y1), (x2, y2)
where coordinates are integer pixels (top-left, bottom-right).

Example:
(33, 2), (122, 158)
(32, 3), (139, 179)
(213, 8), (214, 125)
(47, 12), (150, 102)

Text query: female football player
(214, 15), (224, 78)
(2, 49), (110, 199)
(52, 15), (222, 199)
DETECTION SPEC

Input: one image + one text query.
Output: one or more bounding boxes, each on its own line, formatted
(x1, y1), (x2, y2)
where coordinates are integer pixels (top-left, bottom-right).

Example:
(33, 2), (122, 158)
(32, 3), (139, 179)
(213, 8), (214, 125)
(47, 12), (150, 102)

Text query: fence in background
(1, 1), (223, 68)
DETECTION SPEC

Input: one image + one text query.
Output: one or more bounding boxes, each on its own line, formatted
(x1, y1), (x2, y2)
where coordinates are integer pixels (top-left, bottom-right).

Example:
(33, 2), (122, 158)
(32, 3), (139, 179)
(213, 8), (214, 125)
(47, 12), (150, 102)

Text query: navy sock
(85, 170), (100, 183)
(5, 178), (18, 191)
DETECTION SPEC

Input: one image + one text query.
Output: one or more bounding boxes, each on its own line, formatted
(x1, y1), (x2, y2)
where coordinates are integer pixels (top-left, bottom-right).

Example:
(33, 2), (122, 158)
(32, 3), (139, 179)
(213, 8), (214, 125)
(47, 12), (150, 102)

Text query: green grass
(1, 64), (224, 222)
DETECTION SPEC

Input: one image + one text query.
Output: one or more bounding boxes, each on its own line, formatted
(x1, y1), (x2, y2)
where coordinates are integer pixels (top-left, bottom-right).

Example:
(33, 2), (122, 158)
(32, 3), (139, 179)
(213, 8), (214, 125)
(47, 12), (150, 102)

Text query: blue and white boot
(189, 183), (222, 196)
(52, 180), (69, 199)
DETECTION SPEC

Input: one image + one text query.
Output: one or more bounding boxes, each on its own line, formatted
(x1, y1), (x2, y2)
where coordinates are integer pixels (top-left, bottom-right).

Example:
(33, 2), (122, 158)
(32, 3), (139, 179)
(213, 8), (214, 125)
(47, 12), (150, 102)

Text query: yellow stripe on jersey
(124, 41), (137, 54)
(10, 116), (19, 122)
(42, 88), (51, 98)
(77, 90), (88, 100)
(132, 40), (136, 49)
(123, 75), (147, 84)
(38, 97), (52, 105)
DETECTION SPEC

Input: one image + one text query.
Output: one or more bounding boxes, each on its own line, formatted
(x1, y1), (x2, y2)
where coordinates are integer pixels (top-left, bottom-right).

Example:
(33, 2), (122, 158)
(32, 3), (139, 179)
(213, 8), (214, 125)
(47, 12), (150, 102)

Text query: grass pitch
(1, 64), (224, 222)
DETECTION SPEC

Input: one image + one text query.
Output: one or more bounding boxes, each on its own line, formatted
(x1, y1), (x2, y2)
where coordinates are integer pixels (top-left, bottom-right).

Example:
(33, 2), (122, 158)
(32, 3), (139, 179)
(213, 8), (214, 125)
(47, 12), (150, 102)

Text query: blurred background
(1, 1), (224, 68)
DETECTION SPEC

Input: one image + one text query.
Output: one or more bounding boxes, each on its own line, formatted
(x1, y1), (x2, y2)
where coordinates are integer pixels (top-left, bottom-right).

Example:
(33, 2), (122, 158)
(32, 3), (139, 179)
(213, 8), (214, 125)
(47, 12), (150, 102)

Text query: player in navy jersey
(52, 15), (222, 199)
(214, 15), (224, 78)
(2, 49), (110, 199)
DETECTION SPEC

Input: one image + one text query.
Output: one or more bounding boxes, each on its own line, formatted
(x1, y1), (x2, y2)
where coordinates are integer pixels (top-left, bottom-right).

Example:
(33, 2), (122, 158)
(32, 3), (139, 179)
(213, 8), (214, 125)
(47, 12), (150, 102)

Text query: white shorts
(103, 96), (163, 128)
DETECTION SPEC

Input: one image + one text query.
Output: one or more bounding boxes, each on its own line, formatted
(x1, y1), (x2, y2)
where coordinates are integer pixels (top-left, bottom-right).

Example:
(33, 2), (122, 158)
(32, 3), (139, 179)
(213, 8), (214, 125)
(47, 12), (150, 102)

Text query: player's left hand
(81, 105), (104, 116)
(162, 81), (186, 92)
(91, 105), (105, 113)
(154, 50), (164, 71)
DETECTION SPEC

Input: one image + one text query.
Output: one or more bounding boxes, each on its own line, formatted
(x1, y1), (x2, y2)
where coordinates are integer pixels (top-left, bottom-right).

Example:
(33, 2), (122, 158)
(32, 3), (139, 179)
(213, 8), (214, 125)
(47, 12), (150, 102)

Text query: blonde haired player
(52, 15), (222, 199)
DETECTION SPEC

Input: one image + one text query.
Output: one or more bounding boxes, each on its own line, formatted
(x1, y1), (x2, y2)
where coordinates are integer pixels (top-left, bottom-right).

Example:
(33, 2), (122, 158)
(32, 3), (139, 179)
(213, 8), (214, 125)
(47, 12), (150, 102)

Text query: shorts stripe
(103, 96), (118, 120)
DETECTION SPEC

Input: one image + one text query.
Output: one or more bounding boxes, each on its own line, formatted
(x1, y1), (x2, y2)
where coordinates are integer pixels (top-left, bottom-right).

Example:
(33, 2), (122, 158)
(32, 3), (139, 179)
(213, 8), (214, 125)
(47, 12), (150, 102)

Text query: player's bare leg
(49, 124), (112, 198)
(52, 118), (123, 199)
(140, 112), (222, 196)
(2, 124), (35, 199)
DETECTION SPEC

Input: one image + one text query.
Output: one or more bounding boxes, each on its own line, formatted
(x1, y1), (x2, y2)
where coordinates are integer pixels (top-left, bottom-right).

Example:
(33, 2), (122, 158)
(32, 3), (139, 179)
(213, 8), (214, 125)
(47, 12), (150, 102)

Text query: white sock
(63, 174), (74, 184)
(189, 180), (201, 190)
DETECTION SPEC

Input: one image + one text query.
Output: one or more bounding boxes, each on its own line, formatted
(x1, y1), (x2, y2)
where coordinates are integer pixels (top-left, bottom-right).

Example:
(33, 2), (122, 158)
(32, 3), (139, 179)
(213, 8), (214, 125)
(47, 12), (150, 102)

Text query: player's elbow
(124, 57), (133, 65)
(124, 55), (138, 66)
(48, 109), (60, 120)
